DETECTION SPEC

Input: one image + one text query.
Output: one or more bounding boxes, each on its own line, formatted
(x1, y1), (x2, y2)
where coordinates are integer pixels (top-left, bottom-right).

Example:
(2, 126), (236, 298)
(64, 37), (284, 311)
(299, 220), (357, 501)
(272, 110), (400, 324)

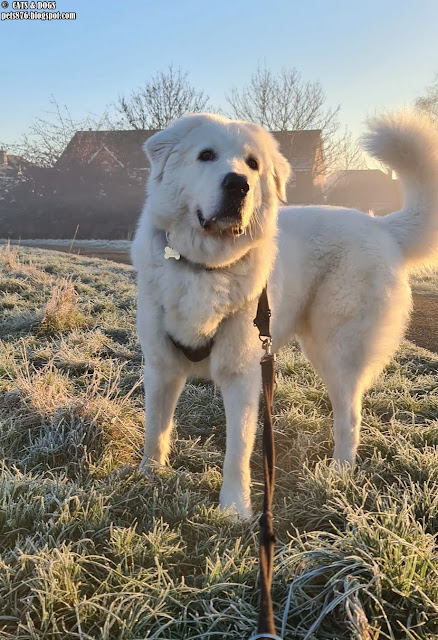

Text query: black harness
(167, 286), (270, 363)
(165, 251), (247, 362)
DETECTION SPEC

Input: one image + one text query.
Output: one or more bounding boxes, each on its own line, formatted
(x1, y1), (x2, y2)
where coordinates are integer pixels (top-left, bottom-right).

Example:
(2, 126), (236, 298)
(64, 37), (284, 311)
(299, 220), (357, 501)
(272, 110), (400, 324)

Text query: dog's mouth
(197, 209), (244, 238)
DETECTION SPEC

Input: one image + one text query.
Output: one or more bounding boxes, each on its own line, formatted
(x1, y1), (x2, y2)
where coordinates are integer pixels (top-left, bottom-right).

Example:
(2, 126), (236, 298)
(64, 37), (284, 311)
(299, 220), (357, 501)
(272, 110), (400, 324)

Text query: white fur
(132, 111), (438, 518)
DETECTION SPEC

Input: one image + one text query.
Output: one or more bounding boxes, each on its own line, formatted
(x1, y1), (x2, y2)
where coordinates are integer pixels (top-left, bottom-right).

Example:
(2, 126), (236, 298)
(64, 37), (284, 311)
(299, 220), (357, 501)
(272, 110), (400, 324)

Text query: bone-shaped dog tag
(164, 246), (181, 260)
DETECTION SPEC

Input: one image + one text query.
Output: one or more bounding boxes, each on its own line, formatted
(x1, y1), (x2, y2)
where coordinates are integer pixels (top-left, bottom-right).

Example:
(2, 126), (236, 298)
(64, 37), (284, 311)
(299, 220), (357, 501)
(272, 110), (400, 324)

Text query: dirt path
(18, 243), (133, 265)
(407, 294), (438, 353)
(16, 242), (438, 354)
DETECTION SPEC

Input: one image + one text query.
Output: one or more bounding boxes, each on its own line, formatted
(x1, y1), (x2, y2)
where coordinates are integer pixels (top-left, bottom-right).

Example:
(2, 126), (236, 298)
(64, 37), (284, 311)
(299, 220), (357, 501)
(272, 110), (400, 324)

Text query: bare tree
(227, 66), (337, 131)
(5, 96), (112, 167)
(416, 74), (438, 121)
(227, 65), (363, 179)
(113, 65), (211, 130)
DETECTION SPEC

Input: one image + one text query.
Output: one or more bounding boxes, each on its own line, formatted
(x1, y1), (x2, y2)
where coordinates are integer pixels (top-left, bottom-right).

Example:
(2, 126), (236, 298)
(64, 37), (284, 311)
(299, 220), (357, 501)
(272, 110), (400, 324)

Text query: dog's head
(144, 113), (290, 263)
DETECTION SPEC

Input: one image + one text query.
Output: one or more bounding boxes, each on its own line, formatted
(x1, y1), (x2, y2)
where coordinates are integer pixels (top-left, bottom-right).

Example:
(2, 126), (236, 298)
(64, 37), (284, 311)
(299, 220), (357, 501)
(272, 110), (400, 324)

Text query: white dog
(132, 111), (438, 517)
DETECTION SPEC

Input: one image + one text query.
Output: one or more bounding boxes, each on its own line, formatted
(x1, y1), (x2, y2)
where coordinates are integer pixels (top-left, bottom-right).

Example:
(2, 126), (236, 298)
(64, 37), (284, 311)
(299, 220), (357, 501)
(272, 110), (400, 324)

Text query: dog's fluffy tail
(363, 111), (438, 269)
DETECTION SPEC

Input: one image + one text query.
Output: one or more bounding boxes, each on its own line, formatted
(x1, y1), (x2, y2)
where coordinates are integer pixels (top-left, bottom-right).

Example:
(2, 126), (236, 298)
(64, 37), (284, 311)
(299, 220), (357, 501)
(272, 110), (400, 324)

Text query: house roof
(56, 128), (323, 174)
(55, 130), (158, 170)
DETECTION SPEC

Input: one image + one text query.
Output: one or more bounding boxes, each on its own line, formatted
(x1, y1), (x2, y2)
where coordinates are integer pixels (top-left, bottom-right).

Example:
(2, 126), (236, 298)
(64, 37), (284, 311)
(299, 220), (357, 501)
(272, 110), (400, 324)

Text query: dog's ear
(145, 115), (208, 182)
(144, 128), (180, 182)
(273, 151), (291, 203)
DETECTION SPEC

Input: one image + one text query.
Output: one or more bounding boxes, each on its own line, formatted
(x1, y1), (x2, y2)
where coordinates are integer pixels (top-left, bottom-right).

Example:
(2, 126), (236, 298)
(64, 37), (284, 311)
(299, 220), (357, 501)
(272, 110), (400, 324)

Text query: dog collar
(163, 233), (249, 272)
(164, 243), (217, 271)
(163, 231), (217, 271)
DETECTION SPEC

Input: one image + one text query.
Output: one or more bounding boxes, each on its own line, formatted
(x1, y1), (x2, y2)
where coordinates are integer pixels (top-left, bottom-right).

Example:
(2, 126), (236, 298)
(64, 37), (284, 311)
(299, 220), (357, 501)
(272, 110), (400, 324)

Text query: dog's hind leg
(217, 370), (261, 518)
(326, 378), (364, 465)
(299, 330), (366, 465)
(298, 276), (411, 465)
(140, 366), (187, 471)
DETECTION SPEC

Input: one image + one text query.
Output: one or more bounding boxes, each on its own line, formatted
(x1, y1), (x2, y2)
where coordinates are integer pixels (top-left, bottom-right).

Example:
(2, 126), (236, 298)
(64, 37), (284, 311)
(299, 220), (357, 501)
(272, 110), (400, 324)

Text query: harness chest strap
(166, 285), (271, 363)
(167, 332), (215, 363)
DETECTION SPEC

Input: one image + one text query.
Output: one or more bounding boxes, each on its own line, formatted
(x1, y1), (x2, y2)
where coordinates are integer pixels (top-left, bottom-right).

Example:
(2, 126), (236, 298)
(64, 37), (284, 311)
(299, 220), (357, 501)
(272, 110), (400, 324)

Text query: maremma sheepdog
(132, 110), (438, 517)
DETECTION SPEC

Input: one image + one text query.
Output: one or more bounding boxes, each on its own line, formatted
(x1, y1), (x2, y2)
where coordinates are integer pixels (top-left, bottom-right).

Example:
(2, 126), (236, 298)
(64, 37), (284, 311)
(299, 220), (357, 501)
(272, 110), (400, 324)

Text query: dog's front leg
(140, 366), (186, 471)
(217, 371), (261, 518)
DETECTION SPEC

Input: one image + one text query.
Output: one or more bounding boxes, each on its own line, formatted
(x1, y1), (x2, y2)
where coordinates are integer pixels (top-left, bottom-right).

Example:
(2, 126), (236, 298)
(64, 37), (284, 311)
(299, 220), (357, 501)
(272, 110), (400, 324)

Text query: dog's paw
(330, 456), (355, 472)
(219, 486), (252, 520)
(138, 456), (165, 475)
(331, 441), (358, 467)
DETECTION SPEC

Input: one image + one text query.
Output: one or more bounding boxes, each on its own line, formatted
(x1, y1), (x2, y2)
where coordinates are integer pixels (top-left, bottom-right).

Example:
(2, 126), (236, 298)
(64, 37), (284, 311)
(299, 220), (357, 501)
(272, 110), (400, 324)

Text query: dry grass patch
(0, 242), (51, 286)
(38, 278), (89, 335)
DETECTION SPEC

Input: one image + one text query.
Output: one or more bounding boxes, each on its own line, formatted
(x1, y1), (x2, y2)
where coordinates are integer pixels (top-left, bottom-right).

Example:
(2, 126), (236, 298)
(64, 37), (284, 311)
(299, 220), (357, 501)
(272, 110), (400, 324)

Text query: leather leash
(252, 286), (279, 639)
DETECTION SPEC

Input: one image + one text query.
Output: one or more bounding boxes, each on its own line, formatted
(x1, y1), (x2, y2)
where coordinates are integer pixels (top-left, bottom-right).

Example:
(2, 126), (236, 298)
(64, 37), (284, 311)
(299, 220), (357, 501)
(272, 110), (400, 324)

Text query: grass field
(1, 244), (438, 639)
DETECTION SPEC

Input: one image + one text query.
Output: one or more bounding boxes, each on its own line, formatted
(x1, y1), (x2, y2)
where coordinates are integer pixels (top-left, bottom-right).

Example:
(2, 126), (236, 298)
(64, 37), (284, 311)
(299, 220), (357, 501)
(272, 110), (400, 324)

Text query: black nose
(222, 172), (249, 196)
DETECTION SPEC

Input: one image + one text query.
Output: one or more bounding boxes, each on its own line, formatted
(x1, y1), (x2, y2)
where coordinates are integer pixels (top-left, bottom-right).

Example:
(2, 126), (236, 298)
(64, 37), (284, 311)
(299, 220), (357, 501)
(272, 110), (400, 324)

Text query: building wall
(287, 171), (323, 204)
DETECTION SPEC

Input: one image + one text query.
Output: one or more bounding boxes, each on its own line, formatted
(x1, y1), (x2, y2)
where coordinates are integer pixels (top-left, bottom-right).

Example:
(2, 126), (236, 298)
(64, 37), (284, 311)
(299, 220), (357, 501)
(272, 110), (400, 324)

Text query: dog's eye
(198, 149), (217, 162)
(246, 156), (259, 171)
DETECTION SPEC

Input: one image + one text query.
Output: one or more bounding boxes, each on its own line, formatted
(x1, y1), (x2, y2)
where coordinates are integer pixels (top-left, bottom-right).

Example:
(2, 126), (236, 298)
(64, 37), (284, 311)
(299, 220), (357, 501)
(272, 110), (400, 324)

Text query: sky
(1, 0), (438, 146)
